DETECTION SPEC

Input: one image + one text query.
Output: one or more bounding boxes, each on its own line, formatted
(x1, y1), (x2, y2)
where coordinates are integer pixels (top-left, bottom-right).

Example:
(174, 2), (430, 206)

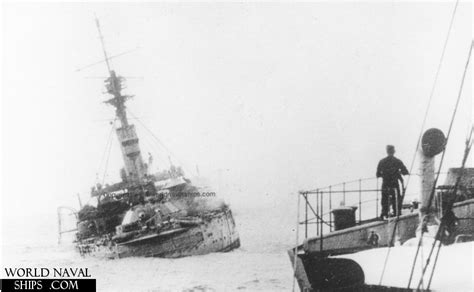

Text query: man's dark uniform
(376, 149), (409, 218)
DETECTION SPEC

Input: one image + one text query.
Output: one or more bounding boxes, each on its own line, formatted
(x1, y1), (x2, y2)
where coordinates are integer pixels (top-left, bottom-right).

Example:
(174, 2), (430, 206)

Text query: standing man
(376, 145), (409, 219)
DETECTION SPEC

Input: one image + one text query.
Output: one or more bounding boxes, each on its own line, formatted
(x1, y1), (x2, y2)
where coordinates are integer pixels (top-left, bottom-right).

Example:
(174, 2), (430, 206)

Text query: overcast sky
(2, 2), (472, 222)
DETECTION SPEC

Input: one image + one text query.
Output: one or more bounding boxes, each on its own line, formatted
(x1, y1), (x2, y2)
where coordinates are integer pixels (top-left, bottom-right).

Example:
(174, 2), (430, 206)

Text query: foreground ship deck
(300, 197), (474, 256)
(289, 155), (474, 291)
(289, 197), (474, 290)
(289, 34), (474, 290)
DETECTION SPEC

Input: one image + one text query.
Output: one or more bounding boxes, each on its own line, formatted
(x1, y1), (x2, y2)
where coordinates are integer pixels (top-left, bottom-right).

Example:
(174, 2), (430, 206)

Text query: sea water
(1, 206), (295, 292)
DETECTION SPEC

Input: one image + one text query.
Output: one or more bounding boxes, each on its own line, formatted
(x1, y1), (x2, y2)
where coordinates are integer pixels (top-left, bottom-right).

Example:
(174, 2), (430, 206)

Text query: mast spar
(95, 17), (112, 73)
(94, 17), (147, 183)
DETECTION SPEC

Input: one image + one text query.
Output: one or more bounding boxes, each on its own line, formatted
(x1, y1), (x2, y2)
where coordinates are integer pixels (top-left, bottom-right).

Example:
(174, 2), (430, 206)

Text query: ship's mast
(95, 18), (147, 183)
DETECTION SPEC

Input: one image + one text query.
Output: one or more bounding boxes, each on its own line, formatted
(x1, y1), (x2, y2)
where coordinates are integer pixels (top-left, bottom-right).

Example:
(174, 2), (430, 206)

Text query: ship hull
(289, 198), (474, 291)
(303, 198), (474, 255)
(76, 209), (240, 259)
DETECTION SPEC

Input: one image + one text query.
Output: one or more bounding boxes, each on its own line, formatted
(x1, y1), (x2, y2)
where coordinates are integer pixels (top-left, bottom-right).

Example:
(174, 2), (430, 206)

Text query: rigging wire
(139, 128), (172, 170)
(426, 239), (443, 289)
(410, 40), (473, 290)
(127, 109), (194, 176)
(403, 0), (460, 198)
(425, 40), (472, 214)
(419, 239), (424, 290)
(292, 193), (301, 292)
(75, 47), (140, 73)
(414, 132), (472, 291)
(406, 233), (424, 288)
(422, 126), (473, 290)
(97, 119), (116, 182)
(102, 122), (116, 185)
(378, 0), (460, 284)
(425, 130), (472, 291)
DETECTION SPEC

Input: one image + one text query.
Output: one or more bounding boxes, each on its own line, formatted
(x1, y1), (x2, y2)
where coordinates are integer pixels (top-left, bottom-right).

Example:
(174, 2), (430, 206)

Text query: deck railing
(57, 206), (78, 244)
(299, 177), (381, 239)
(297, 173), (434, 241)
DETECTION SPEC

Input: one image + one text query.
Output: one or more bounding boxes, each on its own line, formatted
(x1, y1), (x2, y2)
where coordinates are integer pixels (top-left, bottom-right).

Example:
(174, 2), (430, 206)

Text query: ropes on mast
(100, 119), (116, 185)
(425, 40), (473, 212)
(378, 0), (460, 284)
(425, 127), (473, 290)
(97, 119), (116, 184)
(405, 0), (460, 194)
(127, 109), (194, 176)
(95, 16), (112, 73)
(410, 42), (473, 289)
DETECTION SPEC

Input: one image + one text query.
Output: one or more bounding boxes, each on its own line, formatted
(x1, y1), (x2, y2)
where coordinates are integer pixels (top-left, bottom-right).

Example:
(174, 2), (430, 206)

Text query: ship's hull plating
(303, 198), (474, 255)
(289, 199), (474, 291)
(76, 209), (240, 259)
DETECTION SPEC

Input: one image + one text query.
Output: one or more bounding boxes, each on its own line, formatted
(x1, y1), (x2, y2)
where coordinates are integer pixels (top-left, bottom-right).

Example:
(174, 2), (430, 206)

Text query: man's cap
(386, 145), (395, 152)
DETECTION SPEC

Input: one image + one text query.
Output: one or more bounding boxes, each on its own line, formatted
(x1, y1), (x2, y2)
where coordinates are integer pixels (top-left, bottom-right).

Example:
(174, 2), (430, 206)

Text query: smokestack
(418, 128), (446, 234)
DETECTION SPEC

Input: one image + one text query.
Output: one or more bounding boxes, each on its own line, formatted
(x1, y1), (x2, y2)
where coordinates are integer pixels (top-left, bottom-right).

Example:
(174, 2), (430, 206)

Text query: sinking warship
(57, 20), (240, 259)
